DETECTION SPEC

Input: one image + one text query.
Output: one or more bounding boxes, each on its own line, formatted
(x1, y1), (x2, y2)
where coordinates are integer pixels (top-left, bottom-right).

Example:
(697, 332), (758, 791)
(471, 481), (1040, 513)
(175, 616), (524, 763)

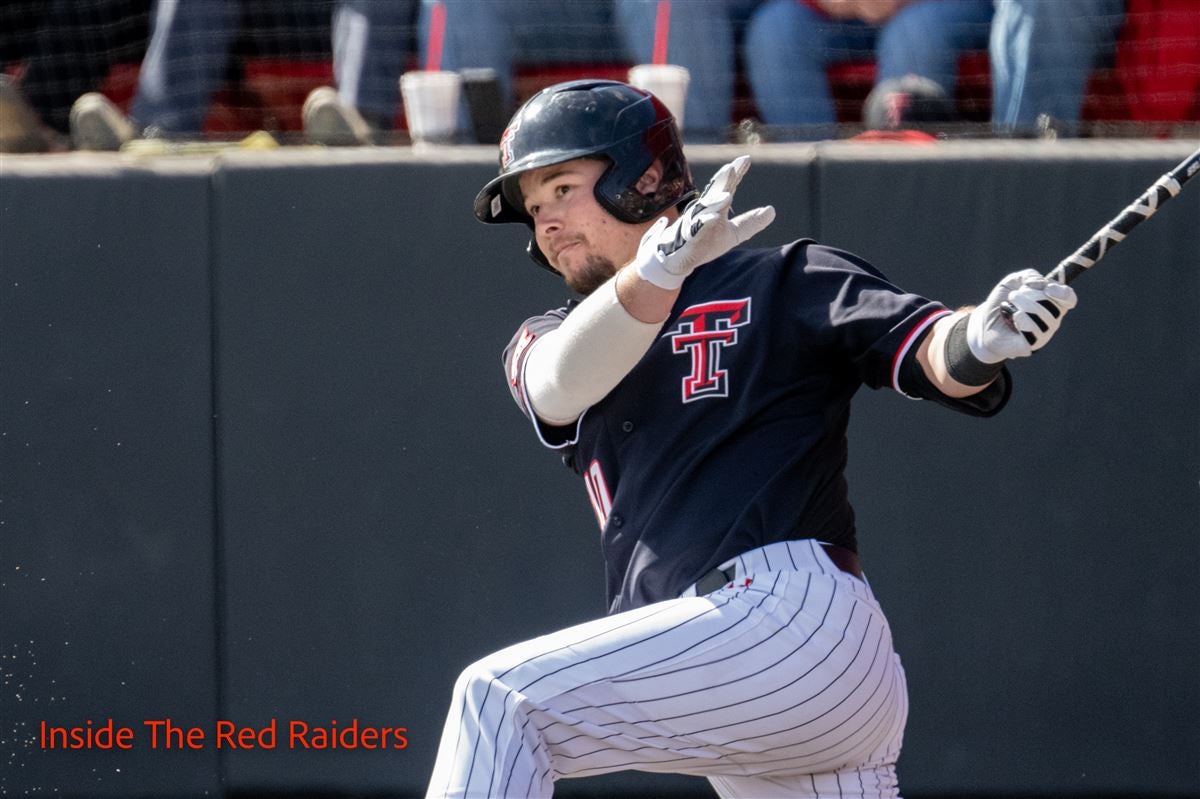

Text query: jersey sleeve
(500, 307), (584, 449)
(789, 242), (1009, 415)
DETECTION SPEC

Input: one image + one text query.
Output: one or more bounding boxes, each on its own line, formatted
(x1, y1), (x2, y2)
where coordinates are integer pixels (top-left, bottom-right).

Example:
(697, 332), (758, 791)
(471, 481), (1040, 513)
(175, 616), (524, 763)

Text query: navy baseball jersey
(503, 240), (1010, 614)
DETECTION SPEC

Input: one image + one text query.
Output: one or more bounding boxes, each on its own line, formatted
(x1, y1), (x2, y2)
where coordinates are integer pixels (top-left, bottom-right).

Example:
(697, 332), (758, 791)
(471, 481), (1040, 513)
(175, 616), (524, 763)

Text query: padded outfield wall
(2, 141), (1197, 797)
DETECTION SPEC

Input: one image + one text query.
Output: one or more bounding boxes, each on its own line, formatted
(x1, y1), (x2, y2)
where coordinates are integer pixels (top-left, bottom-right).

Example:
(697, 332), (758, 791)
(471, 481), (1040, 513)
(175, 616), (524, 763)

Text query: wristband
(944, 314), (1005, 386)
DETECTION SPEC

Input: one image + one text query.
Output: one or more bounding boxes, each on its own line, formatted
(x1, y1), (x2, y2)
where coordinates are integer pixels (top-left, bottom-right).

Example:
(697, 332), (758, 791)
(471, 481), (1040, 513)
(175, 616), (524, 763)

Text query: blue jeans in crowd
(743, 0), (994, 135)
(417, 0), (621, 133)
(613, 0), (765, 141)
(132, 0), (237, 133)
(132, 0), (416, 134)
(420, 0), (780, 142)
(990, 0), (1125, 135)
(331, 0), (416, 130)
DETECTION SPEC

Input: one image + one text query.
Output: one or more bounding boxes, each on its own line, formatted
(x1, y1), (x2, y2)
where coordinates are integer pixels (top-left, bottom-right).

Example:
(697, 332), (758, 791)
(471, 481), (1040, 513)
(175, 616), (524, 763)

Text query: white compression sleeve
(524, 278), (663, 425)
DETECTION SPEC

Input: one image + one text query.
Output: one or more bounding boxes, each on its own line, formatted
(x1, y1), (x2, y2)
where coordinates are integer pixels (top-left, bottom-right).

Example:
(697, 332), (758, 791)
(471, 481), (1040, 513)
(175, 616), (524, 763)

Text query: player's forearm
(524, 274), (667, 425)
(615, 262), (680, 323)
(916, 311), (995, 398)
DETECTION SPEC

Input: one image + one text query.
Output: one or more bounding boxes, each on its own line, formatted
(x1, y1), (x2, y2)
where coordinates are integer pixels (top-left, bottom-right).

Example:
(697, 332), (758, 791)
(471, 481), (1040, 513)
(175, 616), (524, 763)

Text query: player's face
(519, 159), (652, 295)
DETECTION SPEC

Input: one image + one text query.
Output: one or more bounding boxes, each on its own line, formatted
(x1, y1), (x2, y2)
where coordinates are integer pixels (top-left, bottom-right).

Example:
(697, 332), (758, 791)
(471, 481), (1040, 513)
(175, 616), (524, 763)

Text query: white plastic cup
(400, 70), (463, 144)
(628, 64), (690, 129)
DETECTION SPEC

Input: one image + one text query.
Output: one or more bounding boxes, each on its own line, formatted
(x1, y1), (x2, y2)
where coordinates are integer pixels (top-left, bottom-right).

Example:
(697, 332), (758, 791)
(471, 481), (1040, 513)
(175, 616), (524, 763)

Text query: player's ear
(634, 161), (664, 196)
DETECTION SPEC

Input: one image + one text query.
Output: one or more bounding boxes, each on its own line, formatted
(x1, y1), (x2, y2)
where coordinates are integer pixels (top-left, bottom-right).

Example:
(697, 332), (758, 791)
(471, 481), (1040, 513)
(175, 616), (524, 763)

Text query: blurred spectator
(415, 0), (622, 132)
(742, 0), (993, 137)
(127, 0), (240, 136)
(325, 1), (416, 133)
(613, 0), (766, 141)
(0, 0), (150, 152)
(420, 0), (780, 142)
(72, 0), (417, 149)
(990, 0), (1125, 136)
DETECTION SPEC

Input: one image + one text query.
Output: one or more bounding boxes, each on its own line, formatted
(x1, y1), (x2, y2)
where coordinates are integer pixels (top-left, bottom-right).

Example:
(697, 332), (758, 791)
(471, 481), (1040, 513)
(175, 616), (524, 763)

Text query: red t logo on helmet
(499, 117), (521, 170)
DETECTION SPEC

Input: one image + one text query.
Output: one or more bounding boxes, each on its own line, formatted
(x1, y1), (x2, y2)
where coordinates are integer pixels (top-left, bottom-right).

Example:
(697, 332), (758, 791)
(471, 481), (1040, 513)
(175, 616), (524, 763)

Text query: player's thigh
(483, 570), (903, 777)
(461, 585), (770, 702)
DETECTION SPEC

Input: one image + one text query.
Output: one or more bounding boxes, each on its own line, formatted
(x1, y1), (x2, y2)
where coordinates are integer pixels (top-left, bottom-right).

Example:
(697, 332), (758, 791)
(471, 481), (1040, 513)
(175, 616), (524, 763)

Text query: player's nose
(536, 216), (562, 239)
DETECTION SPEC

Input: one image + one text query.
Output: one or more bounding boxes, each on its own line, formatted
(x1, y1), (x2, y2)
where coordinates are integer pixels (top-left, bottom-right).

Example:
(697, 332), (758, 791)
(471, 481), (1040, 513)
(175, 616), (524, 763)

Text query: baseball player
(426, 80), (1076, 798)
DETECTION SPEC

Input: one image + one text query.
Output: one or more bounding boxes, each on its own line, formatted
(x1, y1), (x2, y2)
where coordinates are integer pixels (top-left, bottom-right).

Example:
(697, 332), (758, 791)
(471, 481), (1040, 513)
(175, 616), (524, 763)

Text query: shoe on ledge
(70, 92), (135, 151)
(303, 86), (373, 146)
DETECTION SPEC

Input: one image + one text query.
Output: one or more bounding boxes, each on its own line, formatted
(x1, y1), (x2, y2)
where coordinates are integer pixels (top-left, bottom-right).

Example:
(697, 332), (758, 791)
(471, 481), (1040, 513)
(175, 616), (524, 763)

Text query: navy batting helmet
(473, 79), (696, 271)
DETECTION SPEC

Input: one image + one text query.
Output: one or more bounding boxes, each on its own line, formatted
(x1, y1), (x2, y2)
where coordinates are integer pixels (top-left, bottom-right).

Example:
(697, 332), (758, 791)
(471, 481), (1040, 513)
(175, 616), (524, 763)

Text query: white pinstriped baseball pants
(426, 540), (908, 798)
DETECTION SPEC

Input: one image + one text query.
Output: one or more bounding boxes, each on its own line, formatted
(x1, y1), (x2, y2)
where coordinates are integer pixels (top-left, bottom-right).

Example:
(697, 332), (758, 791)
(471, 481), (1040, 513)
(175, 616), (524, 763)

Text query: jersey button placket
(610, 514), (624, 528)
(621, 420), (634, 433)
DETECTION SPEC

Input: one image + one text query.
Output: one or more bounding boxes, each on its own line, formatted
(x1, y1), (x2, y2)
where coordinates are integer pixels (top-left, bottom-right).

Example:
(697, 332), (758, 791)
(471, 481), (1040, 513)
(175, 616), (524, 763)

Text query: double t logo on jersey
(665, 298), (752, 403)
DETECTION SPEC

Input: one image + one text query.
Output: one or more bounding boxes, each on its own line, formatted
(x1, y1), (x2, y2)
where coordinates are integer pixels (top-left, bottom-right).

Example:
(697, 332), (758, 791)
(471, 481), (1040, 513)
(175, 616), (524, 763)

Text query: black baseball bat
(1048, 145), (1200, 284)
(1003, 145), (1200, 334)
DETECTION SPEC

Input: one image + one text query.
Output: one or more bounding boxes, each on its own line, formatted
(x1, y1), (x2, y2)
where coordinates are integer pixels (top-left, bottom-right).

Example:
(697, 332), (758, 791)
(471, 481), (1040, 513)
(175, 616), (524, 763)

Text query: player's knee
(749, 0), (827, 58)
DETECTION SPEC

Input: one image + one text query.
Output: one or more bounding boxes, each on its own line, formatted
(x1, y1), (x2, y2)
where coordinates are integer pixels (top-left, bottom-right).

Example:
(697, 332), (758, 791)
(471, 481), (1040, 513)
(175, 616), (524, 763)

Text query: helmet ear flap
(593, 120), (695, 224)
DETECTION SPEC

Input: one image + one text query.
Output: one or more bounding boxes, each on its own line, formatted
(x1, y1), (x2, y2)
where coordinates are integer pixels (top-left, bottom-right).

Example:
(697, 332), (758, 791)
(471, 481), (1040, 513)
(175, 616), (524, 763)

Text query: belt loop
(693, 564), (736, 596)
(682, 541), (864, 598)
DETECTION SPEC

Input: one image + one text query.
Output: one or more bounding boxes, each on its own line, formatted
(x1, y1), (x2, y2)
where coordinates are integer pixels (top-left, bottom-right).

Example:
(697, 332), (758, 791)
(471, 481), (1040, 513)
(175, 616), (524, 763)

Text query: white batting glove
(967, 268), (1078, 362)
(633, 155), (776, 290)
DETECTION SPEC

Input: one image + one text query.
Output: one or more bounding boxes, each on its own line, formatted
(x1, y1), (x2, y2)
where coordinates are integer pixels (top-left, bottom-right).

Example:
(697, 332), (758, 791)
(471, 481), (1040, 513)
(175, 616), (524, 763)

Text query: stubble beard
(564, 254), (618, 296)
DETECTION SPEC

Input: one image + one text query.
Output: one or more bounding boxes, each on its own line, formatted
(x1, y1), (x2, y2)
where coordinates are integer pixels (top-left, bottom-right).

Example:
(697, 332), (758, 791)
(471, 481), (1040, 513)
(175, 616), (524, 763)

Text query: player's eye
(556, 184), (570, 198)
(527, 204), (540, 217)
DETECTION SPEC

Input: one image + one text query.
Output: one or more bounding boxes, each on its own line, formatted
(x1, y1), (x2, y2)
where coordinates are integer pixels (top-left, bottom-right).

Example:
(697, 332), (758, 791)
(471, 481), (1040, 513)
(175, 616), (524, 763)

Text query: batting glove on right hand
(968, 268), (1078, 362)
(633, 155), (776, 290)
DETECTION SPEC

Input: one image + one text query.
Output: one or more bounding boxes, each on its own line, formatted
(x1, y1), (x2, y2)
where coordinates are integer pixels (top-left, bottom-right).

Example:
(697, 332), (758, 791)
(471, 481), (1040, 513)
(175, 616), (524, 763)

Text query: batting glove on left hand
(968, 268), (1078, 362)
(633, 155), (776, 290)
